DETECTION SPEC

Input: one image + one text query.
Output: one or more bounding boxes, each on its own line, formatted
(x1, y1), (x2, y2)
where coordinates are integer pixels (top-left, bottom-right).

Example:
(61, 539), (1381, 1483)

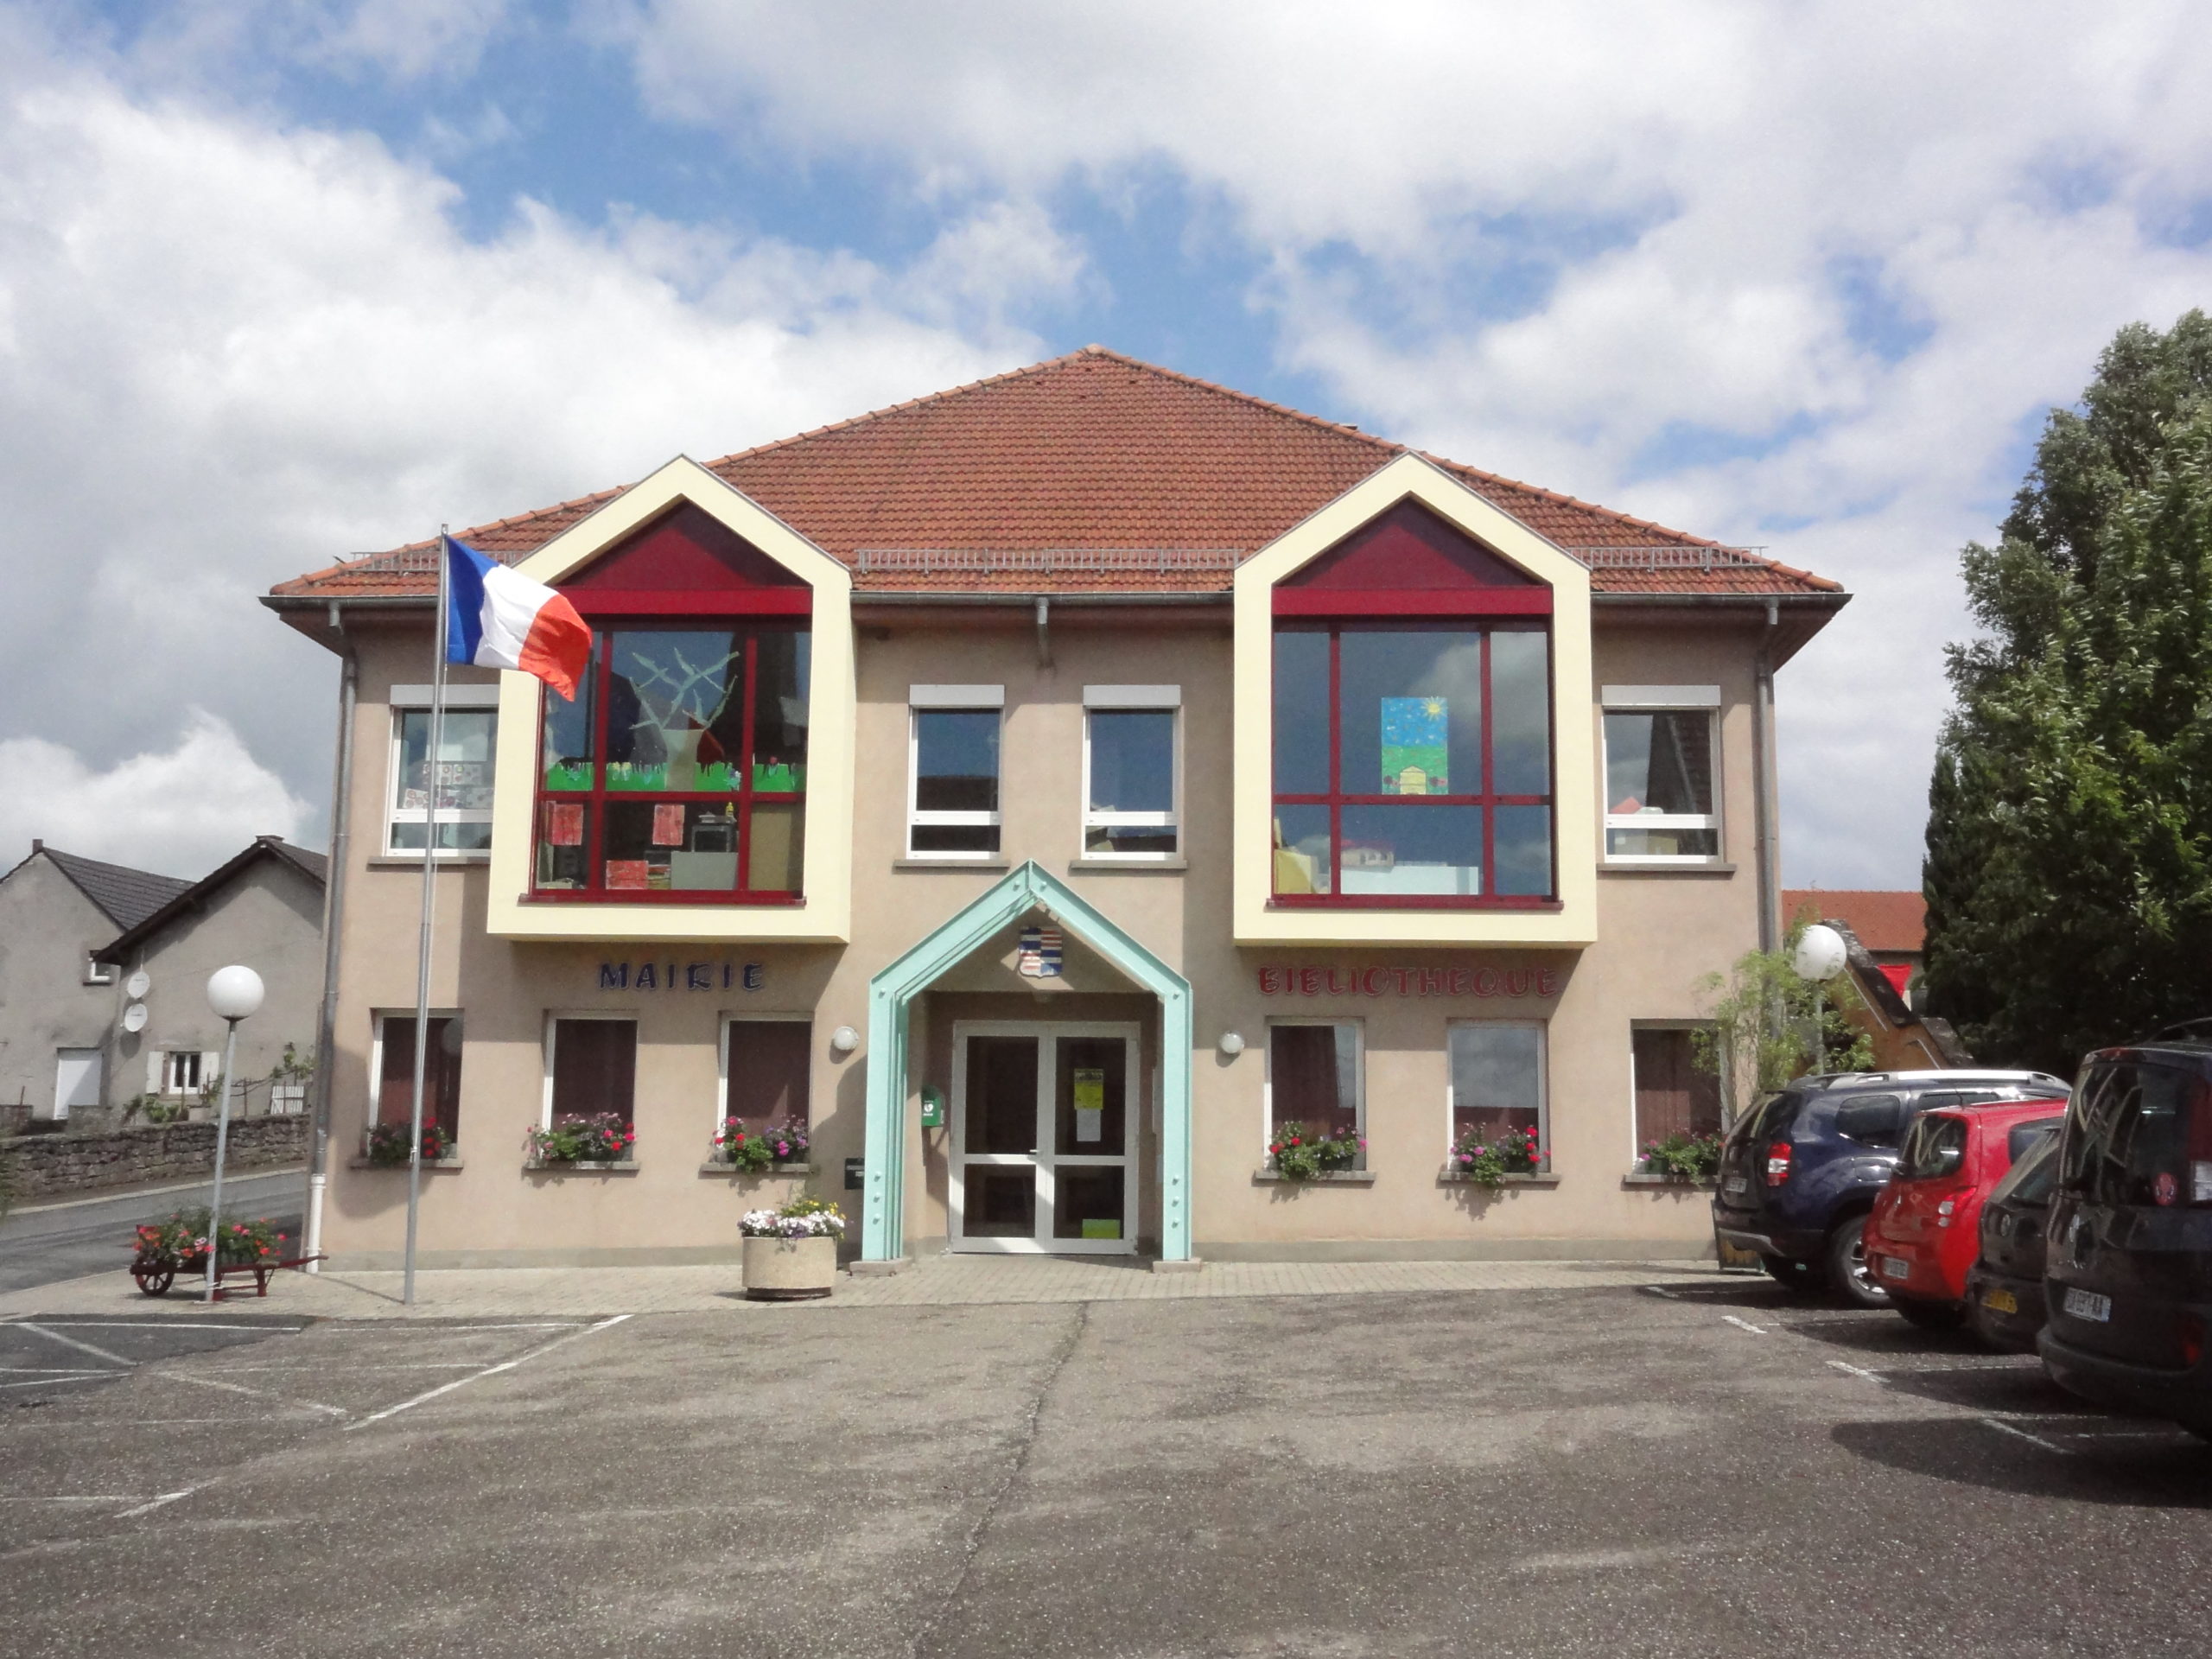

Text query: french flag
(443, 536), (591, 700)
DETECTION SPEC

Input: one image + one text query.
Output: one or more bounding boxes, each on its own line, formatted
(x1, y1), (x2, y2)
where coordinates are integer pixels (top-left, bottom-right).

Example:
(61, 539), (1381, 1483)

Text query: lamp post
(203, 965), (265, 1303)
(1791, 924), (1848, 1074)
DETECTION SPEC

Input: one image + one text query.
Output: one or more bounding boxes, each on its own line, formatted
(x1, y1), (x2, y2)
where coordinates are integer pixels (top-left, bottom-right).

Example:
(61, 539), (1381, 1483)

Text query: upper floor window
(531, 625), (809, 899)
(1084, 686), (1179, 860)
(1271, 623), (1553, 905)
(909, 686), (1003, 859)
(1602, 687), (1719, 862)
(388, 685), (499, 855)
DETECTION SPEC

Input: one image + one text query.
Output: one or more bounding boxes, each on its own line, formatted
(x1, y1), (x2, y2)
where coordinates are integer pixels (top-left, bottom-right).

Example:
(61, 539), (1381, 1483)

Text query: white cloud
(0, 12), (1059, 855)
(0, 712), (309, 878)
(612, 0), (2212, 886)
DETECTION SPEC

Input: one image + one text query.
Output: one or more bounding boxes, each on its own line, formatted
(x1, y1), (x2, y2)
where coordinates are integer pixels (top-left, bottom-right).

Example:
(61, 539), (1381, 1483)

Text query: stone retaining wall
(1, 1117), (308, 1200)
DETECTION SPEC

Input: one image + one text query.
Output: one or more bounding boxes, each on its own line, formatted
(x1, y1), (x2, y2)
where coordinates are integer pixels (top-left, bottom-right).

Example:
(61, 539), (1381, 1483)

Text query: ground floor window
(156, 1049), (211, 1096)
(1630, 1026), (1722, 1148)
(375, 1013), (464, 1142)
(1448, 1022), (1546, 1155)
(1267, 1020), (1363, 1145)
(547, 1016), (637, 1124)
(721, 1019), (811, 1128)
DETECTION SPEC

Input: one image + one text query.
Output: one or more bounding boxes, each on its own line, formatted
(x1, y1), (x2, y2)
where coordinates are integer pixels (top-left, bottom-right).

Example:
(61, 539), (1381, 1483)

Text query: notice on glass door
(1073, 1067), (1106, 1142)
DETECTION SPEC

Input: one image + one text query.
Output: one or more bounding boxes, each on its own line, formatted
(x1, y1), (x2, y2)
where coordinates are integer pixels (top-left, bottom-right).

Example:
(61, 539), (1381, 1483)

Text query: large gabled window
(1268, 500), (1555, 909)
(533, 625), (808, 899)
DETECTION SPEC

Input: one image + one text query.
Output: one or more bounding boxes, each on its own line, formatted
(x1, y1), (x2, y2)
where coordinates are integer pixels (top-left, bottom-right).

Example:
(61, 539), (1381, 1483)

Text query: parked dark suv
(2041, 1033), (2212, 1439)
(1712, 1070), (2069, 1306)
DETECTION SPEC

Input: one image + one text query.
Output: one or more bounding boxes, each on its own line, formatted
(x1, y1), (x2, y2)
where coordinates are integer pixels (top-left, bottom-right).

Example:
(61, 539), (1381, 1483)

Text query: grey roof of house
(41, 849), (194, 931)
(92, 836), (327, 963)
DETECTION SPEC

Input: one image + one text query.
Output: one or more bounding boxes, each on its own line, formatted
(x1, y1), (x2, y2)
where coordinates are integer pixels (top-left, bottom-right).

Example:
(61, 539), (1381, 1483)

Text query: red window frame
(529, 619), (808, 906)
(1271, 619), (1558, 910)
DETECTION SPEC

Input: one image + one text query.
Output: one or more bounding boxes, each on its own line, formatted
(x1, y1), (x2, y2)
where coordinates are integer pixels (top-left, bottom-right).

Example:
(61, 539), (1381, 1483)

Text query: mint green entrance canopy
(860, 860), (1193, 1262)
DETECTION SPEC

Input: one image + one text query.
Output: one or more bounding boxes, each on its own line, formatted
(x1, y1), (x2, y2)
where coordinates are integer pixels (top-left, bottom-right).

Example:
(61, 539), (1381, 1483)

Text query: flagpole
(403, 529), (452, 1307)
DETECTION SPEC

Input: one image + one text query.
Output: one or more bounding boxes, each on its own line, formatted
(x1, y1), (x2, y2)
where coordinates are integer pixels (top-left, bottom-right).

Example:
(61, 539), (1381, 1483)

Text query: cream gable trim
(485, 455), (855, 944)
(1230, 452), (1599, 947)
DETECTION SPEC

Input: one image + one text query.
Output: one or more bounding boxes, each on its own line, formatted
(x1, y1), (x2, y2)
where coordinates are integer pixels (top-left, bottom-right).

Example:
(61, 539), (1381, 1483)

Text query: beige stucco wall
(318, 599), (1770, 1267)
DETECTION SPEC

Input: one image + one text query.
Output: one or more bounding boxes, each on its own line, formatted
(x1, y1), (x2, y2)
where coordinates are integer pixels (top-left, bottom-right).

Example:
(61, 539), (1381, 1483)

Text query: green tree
(1923, 311), (2212, 1072)
(1693, 929), (1875, 1121)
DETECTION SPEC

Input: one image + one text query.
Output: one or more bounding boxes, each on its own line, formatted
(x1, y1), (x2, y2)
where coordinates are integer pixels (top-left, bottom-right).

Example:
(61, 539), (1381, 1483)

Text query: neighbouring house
(92, 837), (328, 1125)
(1784, 888), (1967, 1071)
(0, 843), (188, 1128)
(264, 346), (1851, 1269)
(1783, 889), (1924, 1003)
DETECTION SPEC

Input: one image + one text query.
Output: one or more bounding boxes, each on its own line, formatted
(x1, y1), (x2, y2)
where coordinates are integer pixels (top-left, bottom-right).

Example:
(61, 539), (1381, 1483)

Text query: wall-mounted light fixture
(830, 1025), (861, 1055)
(1217, 1031), (1245, 1058)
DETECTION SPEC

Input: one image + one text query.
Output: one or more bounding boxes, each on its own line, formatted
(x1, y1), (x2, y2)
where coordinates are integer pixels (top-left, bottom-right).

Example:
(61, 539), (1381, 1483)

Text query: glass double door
(950, 1022), (1139, 1255)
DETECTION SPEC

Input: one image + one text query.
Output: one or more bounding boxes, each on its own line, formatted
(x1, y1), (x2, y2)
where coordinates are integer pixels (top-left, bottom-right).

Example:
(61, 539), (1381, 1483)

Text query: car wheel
(1825, 1217), (1890, 1308)
(1890, 1294), (1966, 1331)
(1761, 1256), (1821, 1294)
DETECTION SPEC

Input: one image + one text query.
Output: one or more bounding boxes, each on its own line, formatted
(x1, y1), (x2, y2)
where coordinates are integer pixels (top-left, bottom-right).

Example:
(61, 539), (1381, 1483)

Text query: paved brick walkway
(0, 1254), (1725, 1320)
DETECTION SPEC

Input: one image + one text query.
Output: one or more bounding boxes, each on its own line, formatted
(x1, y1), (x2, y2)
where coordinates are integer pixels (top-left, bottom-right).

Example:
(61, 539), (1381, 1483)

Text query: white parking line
(345, 1314), (630, 1431)
(0, 1373), (110, 1390)
(1826, 1360), (1883, 1382)
(114, 1488), (200, 1520)
(24, 1322), (307, 1333)
(1640, 1286), (1681, 1300)
(1980, 1417), (2070, 1453)
(154, 1370), (349, 1418)
(17, 1323), (135, 1368)
(1721, 1315), (1768, 1334)
(0, 1367), (122, 1375)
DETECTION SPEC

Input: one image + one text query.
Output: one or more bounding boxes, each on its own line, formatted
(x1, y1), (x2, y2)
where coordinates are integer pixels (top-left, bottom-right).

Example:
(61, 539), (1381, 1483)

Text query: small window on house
(1267, 1021), (1362, 1147)
(1084, 687), (1179, 858)
(160, 1050), (205, 1095)
(909, 690), (1003, 856)
(376, 1014), (464, 1143)
(1630, 1027), (1723, 1150)
(1602, 691), (1719, 861)
(547, 1017), (638, 1125)
(1450, 1023), (1548, 1154)
(721, 1019), (811, 1130)
(389, 707), (498, 854)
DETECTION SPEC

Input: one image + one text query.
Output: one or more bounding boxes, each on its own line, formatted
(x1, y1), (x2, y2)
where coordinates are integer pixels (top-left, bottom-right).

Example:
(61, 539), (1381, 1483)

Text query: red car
(1862, 1096), (2068, 1329)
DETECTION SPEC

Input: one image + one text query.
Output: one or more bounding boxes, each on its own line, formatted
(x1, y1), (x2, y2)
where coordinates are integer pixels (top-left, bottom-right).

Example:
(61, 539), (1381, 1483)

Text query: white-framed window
(386, 683), (500, 856)
(718, 1015), (813, 1132)
(1601, 685), (1721, 862)
(542, 1013), (637, 1128)
(1264, 1020), (1363, 1151)
(908, 685), (1003, 858)
(1447, 1020), (1548, 1163)
(156, 1049), (213, 1096)
(1082, 685), (1179, 859)
(84, 953), (117, 986)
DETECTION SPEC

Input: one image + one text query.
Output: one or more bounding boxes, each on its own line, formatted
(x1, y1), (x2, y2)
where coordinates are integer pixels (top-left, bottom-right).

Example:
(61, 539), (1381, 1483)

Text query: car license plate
(1881, 1255), (1912, 1281)
(1723, 1176), (1748, 1196)
(2063, 1287), (2113, 1323)
(1981, 1287), (2018, 1315)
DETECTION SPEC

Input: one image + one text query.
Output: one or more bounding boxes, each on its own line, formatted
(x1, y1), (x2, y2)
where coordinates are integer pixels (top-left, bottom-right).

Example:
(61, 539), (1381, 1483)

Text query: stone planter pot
(741, 1235), (837, 1300)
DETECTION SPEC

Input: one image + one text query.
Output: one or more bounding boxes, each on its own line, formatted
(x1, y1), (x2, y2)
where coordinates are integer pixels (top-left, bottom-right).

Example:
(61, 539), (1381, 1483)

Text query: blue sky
(3, 1), (2211, 883)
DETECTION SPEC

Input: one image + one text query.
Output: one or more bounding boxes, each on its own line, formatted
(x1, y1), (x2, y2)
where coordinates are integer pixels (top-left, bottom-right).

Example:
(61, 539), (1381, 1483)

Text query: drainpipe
(302, 603), (359, 1271)
(1751, 598), (1782, 954)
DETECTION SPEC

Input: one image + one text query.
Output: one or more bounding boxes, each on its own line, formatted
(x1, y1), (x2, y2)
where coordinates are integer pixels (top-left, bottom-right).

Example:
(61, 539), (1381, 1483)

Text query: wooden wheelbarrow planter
(129, 1249), (327, 1299)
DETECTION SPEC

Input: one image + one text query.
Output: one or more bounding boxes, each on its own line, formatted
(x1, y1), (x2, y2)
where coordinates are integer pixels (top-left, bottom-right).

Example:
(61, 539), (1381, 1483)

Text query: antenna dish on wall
(122, 1001), (149, 1033)
(124, 969), (150, 999)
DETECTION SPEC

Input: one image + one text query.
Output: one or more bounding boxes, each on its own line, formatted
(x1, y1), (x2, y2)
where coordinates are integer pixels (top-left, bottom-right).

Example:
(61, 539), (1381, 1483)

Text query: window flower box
(363, 1121), (457, 1167)
(740, 1198), (846, 1300)
(709, 1117), (810, 1174)
(1264, 1121), (1364, 1183)
(1446, 1127), (1548, 1190)
(525, 1113), (636, 1169)
(1635, 1131), (1724, 1185)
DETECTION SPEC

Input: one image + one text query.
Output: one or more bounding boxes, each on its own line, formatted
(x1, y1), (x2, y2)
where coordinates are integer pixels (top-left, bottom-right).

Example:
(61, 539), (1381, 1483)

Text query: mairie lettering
(597, 960), (766, 992)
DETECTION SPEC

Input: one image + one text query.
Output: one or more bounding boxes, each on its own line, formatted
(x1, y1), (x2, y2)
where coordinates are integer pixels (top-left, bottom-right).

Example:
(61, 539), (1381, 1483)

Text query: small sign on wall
(596, 960), (765, 992)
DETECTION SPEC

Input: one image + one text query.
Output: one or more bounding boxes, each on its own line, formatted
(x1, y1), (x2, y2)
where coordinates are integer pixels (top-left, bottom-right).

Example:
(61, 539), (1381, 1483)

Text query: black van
(2040, 1036), (2212, 1439)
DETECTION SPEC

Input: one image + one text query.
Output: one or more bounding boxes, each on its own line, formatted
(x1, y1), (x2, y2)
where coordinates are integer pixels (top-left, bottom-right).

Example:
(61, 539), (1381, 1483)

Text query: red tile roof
(1784, 890), (1926, 956)
(270, 347), (1842, 601)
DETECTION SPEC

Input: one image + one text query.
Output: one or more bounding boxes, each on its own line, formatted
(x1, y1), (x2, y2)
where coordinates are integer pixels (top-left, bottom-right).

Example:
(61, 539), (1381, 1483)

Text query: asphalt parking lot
(3, 1278), (2209, 1657)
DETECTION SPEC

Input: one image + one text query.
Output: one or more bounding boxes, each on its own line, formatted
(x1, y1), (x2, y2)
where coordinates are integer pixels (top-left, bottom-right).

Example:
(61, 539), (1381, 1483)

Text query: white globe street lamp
(201, 966), (265, 1302)
(1790, 925), (1848, 1078)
